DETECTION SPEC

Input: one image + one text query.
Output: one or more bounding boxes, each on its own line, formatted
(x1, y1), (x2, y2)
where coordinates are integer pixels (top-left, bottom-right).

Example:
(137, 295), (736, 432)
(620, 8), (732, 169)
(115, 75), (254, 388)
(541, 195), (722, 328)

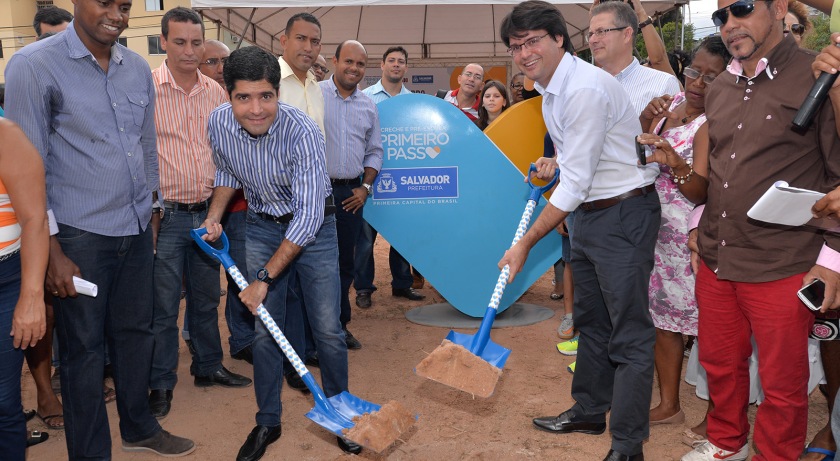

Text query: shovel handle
(526, 163), (560, 202)
(191, 228), (310, 378)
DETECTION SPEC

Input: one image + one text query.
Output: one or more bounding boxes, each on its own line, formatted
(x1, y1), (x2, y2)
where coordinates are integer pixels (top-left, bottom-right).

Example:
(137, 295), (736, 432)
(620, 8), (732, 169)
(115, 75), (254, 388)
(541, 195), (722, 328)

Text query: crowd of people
(3, 0), (840, 460)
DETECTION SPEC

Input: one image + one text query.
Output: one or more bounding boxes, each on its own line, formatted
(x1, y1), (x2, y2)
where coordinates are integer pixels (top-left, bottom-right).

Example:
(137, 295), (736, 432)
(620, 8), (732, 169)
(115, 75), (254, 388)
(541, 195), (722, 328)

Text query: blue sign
(412, 75), (434, 84)
(363, 94), (563, 317)
(373, 167), (458, 200)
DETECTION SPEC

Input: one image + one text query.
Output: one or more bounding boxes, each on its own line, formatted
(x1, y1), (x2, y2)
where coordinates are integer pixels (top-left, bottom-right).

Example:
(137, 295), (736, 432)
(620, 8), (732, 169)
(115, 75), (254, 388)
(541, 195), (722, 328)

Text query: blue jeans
(53, 224), (161, 459)
(354, 220), (412, 293)
(246, 211), (348, 426)
(0, 252), (25, 461)
(150, 207), (222, 389)
(222, 210), (254, 354)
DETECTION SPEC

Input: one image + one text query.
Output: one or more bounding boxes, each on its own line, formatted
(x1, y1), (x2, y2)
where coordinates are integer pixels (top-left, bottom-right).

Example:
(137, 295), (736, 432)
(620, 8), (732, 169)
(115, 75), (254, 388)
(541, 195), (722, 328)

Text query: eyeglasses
(784, 23), (805, 36)
(312, 64), (329, 74)
(510, 83), (524, 90)
(200, 57), (228, 67)
(711, 0), (769, 27)
(683, 67), (717, 85)
(507, 33), (550, 56)
(461, 71), (483, 80)
(585, 27), (628, 43)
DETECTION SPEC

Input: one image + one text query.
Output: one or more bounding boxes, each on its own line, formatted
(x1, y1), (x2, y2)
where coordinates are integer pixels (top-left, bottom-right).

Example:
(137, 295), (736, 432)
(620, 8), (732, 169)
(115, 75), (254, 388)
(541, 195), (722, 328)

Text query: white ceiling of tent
(192, 0), (686, 61)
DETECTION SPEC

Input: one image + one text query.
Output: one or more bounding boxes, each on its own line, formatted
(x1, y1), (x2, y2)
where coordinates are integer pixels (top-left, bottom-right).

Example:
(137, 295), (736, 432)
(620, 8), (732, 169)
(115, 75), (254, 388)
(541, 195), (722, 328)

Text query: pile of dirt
(415, 339), (503, 398)
(343, 400), (415, 453)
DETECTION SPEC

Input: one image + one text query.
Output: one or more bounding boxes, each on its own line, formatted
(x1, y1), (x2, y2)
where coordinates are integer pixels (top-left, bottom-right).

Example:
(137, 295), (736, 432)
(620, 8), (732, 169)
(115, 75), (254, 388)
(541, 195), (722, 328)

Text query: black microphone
(793, 63), (840, 132)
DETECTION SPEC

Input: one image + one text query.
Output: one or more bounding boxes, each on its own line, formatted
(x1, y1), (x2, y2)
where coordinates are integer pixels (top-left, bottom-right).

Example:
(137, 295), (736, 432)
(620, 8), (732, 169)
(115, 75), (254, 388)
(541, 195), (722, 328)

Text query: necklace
(681, 112), (702, 123)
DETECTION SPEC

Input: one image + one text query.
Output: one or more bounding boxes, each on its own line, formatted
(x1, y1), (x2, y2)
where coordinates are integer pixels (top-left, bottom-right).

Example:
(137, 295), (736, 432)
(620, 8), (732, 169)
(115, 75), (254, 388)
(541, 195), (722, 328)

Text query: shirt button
(119, 127), (124, 132)
(113, 103), (117, 107)
(722, 211), (727, 218)
(724, 182), (729, 188)
(731, 153), (736, 159)
(746, 89), (752, 93)
(127, 152), (132, 157)
(721, 240), (726, 246)
(748, 81), (754, 86)
(744, 96), (750, 101)
(737, 123), (742, 129)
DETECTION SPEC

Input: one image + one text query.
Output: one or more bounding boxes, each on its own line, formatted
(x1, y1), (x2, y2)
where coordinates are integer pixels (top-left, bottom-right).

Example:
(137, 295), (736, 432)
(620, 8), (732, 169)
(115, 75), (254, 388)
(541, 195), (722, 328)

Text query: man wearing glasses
(443, 63), (485, 121)
(312, 55), (329, 82)
(498, 2), (659, 460)
(199, 39), (230, 87)
(681, 0), (840, 459)
(588, 1), (680, 113)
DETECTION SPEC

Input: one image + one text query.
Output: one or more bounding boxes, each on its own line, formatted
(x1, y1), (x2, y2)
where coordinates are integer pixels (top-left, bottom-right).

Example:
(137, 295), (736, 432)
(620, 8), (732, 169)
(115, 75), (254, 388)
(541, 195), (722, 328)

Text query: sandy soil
(22, 237), (830, 460)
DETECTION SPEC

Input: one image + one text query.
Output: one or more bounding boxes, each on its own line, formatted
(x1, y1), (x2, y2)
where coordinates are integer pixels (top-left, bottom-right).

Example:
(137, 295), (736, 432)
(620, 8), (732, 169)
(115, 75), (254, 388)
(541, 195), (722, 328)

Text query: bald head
(458, 63), (484, 98)
(200, 40), (231, 86)
(332, 40), (368, 94)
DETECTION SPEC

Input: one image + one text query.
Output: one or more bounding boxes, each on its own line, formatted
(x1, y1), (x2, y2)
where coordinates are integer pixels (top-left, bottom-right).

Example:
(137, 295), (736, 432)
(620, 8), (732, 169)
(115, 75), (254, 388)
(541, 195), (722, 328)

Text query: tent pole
(236, 8), (258, 50)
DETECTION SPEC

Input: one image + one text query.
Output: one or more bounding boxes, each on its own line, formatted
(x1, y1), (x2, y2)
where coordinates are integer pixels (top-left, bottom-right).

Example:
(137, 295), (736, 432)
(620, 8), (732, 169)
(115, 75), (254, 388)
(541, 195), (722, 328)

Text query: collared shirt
(699, 35), (840, 282)
(614, 57), (682, 114)
(152, 61), (228, 203)
(319, 76), (383, 179)
(538, 53), (658, 213)
(278, 57), (325, 134)
(363, 79), (413, 104)
(444, 88), (480, 121)
(4, 21), (158, 236)
(208, 102), (330, 248)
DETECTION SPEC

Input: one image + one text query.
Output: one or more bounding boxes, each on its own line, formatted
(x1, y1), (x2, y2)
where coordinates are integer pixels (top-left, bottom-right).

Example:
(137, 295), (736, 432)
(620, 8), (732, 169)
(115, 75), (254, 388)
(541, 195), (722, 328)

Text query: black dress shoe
(237, 424), (281, 461)
(304, 353), (319, 368)
(392, 287), (425, 301)
(284, 372), (310, 394)
(232, 345), (254, 364)
(355, 292), (372, 308)
(148, 389), (173, 419)
(532, 409), (606, 434)
(603, 449), (644, 461)
(344, 328), (362, 350)
(194, 366), (253, 388)
(337, 436), (362, 454)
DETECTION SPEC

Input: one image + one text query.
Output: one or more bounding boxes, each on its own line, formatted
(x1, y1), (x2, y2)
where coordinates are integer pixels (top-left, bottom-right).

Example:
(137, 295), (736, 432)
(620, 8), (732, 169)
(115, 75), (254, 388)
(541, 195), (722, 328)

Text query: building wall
(0, 0), (234, 84)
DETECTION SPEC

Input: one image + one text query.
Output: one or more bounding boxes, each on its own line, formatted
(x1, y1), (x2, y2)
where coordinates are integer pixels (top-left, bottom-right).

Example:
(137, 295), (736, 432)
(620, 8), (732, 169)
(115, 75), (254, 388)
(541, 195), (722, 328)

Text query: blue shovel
(415, 164), (559, 397)
(191, 228), (413, 451)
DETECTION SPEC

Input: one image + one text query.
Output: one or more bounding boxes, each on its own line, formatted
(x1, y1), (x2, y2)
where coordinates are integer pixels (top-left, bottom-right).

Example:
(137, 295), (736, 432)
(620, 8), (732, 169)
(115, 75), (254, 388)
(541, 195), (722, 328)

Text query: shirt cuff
(687, 205), (705, 232)
(548, 186), (582, 214)
(816, 243), (840, 273)
(47, 209), (59, 236)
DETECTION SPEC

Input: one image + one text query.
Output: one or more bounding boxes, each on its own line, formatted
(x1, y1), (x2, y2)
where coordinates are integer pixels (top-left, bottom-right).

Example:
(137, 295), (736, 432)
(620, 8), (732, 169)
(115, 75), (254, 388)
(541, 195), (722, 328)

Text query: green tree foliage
(803, 13), (831, 53)
(634, 21), (695, 58)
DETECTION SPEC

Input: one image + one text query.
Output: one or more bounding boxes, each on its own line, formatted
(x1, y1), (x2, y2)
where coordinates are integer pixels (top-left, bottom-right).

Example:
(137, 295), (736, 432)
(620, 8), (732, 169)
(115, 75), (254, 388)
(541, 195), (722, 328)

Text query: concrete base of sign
(405, 302), (554, 329)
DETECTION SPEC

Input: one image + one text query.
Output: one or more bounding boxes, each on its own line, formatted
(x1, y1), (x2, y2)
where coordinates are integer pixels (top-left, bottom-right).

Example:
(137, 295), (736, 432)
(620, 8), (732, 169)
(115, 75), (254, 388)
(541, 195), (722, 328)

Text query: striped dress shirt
(319, 77), (383, 179)
(4, 22), (159, 236)
(279, 58), (325, 135)
(208, 102), (330, 248)
(152, 62), (228, 204)
(614, 58), (682, 115)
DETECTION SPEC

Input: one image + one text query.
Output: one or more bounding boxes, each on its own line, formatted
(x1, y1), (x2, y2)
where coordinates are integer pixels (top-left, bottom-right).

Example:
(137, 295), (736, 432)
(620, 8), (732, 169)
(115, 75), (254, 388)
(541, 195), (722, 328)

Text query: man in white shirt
(588, 1), (680, 113)
(498, 2), (659, 460)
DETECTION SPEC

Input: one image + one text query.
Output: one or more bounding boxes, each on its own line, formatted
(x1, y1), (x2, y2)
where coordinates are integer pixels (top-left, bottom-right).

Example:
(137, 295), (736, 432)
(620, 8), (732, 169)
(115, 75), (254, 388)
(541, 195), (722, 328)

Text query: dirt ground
(22, 237), (830, 460)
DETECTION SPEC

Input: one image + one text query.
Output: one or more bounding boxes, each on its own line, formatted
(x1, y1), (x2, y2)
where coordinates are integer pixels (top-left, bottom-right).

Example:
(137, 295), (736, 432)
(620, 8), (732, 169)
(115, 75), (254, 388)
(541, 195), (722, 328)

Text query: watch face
(257, 268), (268, 280)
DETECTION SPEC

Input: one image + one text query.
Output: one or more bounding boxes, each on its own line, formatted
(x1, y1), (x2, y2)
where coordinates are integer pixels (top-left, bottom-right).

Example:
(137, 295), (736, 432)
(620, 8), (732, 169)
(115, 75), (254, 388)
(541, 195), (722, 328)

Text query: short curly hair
(787, 1), (811, 33)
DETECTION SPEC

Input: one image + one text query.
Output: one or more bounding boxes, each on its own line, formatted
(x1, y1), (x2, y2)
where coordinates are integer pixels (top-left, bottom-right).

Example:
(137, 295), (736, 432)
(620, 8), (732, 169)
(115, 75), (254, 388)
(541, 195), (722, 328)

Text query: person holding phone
(636, 36), (730, 433)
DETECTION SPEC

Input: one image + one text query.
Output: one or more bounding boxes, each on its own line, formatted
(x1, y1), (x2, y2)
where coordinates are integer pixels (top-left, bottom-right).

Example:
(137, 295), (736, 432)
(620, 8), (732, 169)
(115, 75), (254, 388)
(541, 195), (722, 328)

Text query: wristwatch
(256, 268), (276, 285)
(638, 16), (653, 29)
(362, 183), (372, 196)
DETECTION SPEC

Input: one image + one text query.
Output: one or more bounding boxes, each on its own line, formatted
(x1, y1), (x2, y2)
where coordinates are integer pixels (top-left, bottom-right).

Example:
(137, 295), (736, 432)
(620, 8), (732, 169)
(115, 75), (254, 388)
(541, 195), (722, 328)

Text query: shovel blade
(305, 391), (381, 436)
(446, 330), (511, 369)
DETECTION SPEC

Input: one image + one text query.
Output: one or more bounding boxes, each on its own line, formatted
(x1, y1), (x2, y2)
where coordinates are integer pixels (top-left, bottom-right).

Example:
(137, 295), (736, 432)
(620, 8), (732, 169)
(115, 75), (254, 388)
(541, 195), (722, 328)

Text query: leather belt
(330, 178), (361, 187)
(164, 200), (209, 213)
(257, 196), (336, 224)
(578, 184), (656, 212)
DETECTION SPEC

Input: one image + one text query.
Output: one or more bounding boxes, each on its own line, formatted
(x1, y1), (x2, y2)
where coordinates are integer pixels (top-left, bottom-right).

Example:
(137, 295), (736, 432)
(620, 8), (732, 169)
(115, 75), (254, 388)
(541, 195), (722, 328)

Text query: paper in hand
(72, 276), (98, 297)
(747, 181), (840, 231)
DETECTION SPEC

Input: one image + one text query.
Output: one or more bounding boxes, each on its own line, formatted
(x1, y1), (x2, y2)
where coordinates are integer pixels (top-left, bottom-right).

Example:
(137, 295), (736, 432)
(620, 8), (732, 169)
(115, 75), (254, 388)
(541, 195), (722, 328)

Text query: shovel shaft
(488, 199), (536, 312)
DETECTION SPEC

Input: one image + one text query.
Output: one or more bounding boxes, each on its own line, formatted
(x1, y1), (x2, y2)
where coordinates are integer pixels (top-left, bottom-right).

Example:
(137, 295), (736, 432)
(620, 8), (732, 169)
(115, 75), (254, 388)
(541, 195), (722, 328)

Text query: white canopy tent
(191, 0), (688, 65)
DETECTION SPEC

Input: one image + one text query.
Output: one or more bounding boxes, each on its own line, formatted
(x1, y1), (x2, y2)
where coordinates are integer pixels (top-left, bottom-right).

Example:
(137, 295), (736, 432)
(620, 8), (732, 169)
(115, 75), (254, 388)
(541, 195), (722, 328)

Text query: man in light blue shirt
(3, 0), (194, 458)
(319, 40), (383, 348)
(355, 46), (426, 310)
(498, 2), (659, 460)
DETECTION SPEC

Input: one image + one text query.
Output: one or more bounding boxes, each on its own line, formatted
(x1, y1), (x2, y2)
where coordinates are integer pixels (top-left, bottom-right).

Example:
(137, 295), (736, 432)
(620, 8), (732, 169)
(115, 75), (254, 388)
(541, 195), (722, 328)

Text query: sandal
(550, 292), (564, 300)
(23, 409), (36, 422)
(36, 412), (64, 430)
(803, 447), (836, 461)
(103, 384), (116, 404)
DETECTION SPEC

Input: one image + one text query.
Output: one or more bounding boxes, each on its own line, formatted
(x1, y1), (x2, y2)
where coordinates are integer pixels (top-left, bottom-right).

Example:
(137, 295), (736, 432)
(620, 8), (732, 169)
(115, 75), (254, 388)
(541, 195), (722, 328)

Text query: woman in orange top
(0, 117), (48, 460)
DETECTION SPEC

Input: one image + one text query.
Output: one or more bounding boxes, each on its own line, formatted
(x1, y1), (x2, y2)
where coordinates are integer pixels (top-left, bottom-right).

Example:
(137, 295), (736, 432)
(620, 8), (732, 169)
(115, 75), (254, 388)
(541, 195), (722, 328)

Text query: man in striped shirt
(202, 46), (357, 458)
(148, 7), (251, 421)
(320, 40), (383, 350)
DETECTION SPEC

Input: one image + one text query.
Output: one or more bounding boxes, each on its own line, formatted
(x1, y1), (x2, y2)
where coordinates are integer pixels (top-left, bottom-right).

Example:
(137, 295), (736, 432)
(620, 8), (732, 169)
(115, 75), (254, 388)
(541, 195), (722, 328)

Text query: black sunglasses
(785, 23), (805, 35)
(711, 0), (769, 27)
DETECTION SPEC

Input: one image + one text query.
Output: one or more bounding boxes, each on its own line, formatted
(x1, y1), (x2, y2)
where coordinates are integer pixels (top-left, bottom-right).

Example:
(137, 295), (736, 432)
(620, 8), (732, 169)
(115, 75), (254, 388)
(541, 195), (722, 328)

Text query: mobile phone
(798, 279), (826, 311)
(635, 139), (647, 165)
